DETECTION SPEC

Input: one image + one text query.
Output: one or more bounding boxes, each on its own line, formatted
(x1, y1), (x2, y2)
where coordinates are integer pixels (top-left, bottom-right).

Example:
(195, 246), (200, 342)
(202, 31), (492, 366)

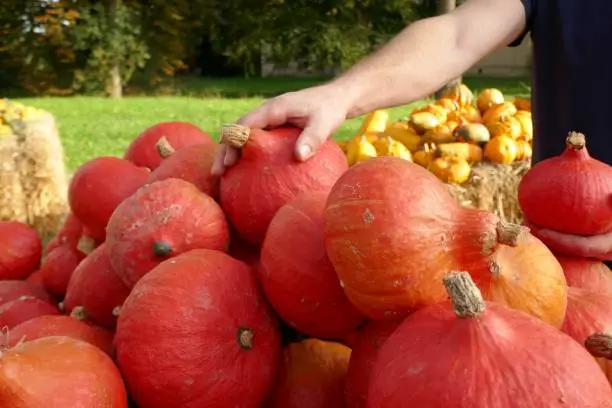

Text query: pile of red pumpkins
(2, 121), (612, 407)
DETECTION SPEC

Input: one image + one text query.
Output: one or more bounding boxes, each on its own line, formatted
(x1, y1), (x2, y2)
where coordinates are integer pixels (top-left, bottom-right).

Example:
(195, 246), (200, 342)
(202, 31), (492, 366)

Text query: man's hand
(523, 219), (612, 261)
(210, 83), (354, 176)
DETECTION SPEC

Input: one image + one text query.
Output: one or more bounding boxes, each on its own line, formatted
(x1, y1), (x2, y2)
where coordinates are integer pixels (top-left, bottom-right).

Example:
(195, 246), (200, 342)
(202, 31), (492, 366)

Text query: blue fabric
(511, 0), (612, 165)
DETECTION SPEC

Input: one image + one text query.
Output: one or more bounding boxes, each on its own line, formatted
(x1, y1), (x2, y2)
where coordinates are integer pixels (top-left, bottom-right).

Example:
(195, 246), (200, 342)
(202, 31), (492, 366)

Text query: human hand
(523, 219), (612, 261)
(211, 83), (354, 176)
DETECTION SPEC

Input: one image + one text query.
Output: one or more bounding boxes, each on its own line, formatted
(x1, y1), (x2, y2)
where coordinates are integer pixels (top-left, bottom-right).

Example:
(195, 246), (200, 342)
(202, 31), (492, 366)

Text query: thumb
(294, 117), (336, 161)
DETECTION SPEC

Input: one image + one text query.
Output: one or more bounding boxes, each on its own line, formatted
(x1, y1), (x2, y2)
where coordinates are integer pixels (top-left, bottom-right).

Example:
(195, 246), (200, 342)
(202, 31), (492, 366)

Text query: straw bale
(448, 160), (531, 224)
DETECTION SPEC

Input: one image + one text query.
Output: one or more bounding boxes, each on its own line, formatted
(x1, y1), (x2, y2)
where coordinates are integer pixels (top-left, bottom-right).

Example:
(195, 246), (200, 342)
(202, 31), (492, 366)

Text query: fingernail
(297, 144), (313, 160)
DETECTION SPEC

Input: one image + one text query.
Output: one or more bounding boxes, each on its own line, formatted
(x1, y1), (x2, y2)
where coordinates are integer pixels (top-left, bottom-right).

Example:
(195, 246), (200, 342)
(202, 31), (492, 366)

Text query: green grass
(14, 75), (530, 172)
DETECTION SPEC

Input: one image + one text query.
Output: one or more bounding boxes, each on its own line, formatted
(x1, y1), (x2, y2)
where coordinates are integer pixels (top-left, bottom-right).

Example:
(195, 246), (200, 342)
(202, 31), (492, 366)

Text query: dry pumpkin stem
(442, 271), (486, 318)
(112, 305), (122, 317)
(565, 131), (586, 150)
(152, 240), (173, 258)
(237, 327), (254, 350)
(57, 301), (65, 312)
(155, 136), (176, 158)
(70, 305), (89, 321)
(495, 220), (527, 247)
(220, 124), (250, 148)
(77, 235), (96, 255)
(585, 333), (612, 360)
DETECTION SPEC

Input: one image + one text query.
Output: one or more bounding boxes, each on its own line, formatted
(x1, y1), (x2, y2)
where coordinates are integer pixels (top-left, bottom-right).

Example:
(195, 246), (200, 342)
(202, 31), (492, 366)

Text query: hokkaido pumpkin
(106, 178), (230, 288)
(0, 336), (128, 407)
(260, 192), (365, 338)
(484, 135), (518, 164)
(68, 157), (150, 241)
(324, 157), (567, 326)
(455, 123), (490, 144)
(63, 243), (131, 329)
(40, 243), (85, 297)
(44, 213), (82, 256)
(8, 315), (114, 356)
(0, 295), (59, 328)
(124, 121), (214, 170)
(367, 272), (612, 407)
(557, 256), (612, 294)
(115, 249), (281, 408)
(0, 280), (53, 305)
(561, 287), (612, 383)
(476, 88), (505, 113)
(345, 320), (401, 408)
(26, 270), (44, 287)
(219, 124), (348, 246)
(0, 221), (42, 280)
(149, 136), (220, 200)
(265, 339), (351, 408)
(518, 131), (612, 235)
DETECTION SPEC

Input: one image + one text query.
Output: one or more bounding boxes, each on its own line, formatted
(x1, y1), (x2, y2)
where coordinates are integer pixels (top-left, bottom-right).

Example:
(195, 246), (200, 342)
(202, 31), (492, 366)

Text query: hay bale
(0, 108), (68, 241)
(448, 160), (531, 224)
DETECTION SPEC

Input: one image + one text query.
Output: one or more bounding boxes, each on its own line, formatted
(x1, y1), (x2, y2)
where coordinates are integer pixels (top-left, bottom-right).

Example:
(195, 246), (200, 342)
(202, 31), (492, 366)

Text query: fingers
(294, 117), (335, 161)
(532, 227), (612, 261)
(211, 144), (228, 176)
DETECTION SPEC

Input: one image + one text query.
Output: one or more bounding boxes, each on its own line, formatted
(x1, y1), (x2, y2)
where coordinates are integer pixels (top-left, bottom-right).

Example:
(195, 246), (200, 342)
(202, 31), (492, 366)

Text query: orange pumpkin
(476, 88), (505, 113)
(459, 106), (482, 123)
(514, 96), (532, 111)
(482, 102), (518, 124)
(434, 98), (459, 111)
(456, 123), (490, 144)
(516, 140), (533, 161)
(423, 125), (455, 144)
(441, 83), (473, 107)
(486, 116), (522, 139)
(485, 135), (518, 164)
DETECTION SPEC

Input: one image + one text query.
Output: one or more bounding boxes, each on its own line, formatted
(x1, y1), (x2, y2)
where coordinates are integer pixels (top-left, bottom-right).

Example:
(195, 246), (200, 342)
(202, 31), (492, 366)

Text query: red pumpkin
(68, 156), (150, 241)
(26, 269), (44, 286)
(324, 157), (567, 325)
(64, 243), (131, 329)
(345, 320), (401, 408)
(0, 280), (53, 305)
(219, 124), (348, 246)
(149, 137), (220, 199)
(0, 221), (42, 280)
(557, 255), (612, 294)
(44, 213), (83, 256)
(115, 249), (280, 408)
(260, 191), (364, 338)
(228, 227), (260, 266)
(8, 315), (114, 356)
(265, 339), (351, 408)
(0, 296), (59, 328)
(124, 121), (214, 170)
(518, 132), (612, 235)
(40, 243), (85, 297)
(0, 336), (128, 407)
(106, 178), (230, 288)
(561, 287), (612, 383)
(367, 272), (612, 407)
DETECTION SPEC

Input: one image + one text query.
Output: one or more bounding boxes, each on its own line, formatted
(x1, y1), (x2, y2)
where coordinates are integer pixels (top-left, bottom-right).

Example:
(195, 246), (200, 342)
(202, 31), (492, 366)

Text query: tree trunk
(106, 0), (122, 99)
(434, 0), (460, 100)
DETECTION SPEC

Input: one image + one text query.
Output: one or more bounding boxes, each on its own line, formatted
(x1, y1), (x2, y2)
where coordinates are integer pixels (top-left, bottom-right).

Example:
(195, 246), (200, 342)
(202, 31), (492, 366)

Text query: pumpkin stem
(496, 221), (527, 246)
(152, 240), (173, 258)
(220, 124), (250, 148)
(237, 327), (254, 350)
(442, 271), (486, 318)
(585, 333), (612, 360)
(70, 306), (89, 321)
(565, 131), (586, 151)
(77, 235), (96, 255)
(112, 305), (122, 317)
(58, 301), (65, 312)
(156, 136), (176, 158)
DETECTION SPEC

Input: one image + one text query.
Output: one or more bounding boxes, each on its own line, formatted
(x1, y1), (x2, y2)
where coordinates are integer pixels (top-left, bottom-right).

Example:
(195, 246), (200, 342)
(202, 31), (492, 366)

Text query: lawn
(14, 75), (530, 172)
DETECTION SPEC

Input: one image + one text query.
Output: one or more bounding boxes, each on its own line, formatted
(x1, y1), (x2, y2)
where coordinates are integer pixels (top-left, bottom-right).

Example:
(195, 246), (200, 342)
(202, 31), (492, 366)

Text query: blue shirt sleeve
(509, 0), (535, 47)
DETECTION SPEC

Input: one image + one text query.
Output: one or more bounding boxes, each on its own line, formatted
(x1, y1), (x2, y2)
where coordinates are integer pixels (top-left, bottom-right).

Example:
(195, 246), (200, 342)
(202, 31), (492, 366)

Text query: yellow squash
(409, 111), (440, 134)
(346, 135), (377, 165)
(413, 143), (436, 168)
(436, 142), (483, 163)
(484, 135), (518, 164)
(356, 110), (390, 137)
(515, 140), (533, 161)
(383, 122), (421, 152)
(373, 136), (413, 161)
(476, 88), (505, 113)
(423, 125), (455, 144)
(428, 156), (472, 184)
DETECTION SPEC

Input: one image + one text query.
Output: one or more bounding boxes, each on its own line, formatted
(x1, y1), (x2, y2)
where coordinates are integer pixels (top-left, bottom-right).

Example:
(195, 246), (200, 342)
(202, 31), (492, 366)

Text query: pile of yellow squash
(0, 99), (47, 138)
(336, 84), (533, 185)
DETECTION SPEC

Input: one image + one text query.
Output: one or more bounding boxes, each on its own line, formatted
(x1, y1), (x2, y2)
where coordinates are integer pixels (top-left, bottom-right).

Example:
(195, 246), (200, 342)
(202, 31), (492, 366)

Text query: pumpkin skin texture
(557, 255), (612, 294)
(40, 243), (85, 297)
(0, 296), (60, 329)
(0, 336), (128, 407)
(7, 315), (114, 356)
(44, 213), (83, 256)
(64, 243), (131, 330)
(106, 178), (230, 288)
(518, 132), (612, 235)
(0, 221), (42, 280)
(219, 125), (348, 246)
(561, 288), (612, 383)
(26, 270), (44, 287)
(0, 280), (54, 305)
(125, 121), (214, 170)
(115, 249), (281, 408)
(149, 137), (220, 200)
(266, 339), (351, 408)
(260, 191), (365, 338)
(367, 272), (612, 408)
(345, 320), (401, 408)
(324, 157), (567, 326)
(68, 157), (150, 241)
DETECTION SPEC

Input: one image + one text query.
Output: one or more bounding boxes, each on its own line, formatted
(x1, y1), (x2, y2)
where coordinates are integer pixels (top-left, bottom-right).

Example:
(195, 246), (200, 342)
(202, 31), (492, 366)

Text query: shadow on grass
(7, 74), (531, 100)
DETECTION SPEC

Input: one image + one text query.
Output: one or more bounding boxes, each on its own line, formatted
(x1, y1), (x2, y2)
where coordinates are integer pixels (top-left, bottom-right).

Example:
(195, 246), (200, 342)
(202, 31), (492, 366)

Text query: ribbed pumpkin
(115, 249), (281, 408)
(0, 221), (42, 280)
(260, 191), (365, 338)
(219, 124), (348, 246)
(324, 157), (567, 326)
(367, 272), (612, 407)
(106, 178), (230, 288)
